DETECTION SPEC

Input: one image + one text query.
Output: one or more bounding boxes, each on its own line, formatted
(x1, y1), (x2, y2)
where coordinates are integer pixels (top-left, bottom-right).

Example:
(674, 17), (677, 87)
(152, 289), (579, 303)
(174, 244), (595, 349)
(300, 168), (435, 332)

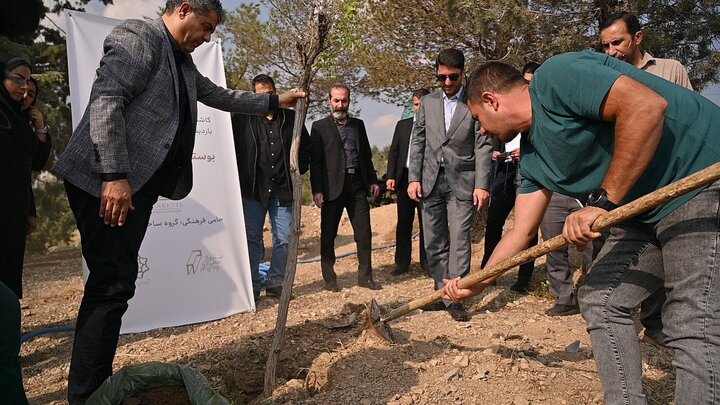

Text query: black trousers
(395, 170), (428, 271)
(0, 213), (27, 299)
(65, 177), (160, 405)
(481, 161), (537, 283)
(320, 173), (373, 284)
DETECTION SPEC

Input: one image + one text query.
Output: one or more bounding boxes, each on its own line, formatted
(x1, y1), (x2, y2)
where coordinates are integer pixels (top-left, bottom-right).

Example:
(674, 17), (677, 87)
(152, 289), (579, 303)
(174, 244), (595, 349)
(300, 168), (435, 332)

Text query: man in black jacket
(310, 84), (382, 292)
(386, 88), (430, 276)
(232, 74), (311, 301)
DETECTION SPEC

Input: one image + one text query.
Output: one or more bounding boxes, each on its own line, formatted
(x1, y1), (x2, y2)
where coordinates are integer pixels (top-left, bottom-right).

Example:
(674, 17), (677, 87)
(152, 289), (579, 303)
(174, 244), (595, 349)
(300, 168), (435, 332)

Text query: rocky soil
(20, 204), (674, 404)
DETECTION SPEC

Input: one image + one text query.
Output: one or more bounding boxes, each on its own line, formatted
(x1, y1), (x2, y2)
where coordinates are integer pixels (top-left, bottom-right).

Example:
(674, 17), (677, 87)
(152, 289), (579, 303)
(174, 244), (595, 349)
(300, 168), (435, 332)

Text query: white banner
(66, 11), (254, 333)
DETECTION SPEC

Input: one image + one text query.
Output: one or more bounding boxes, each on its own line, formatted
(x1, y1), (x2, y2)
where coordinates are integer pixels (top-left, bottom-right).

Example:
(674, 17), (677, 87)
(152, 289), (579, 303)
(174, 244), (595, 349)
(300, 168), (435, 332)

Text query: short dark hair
(599, 12), (641, 35)
(251, 74), (275, 92)
(466, 62), (526, 104)
(522, 62), (541, 76)
(412, 88), (430, 99)
(165, 0), (225, 24)
(435, 48), (465, 71)
(329, 84), (351, 99)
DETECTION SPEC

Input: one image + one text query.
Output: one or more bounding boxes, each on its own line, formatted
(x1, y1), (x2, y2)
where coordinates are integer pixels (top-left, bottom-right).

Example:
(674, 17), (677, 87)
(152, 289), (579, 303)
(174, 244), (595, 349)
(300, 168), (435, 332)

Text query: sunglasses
(436, 73), (461, 82)
(6, 74), (28, 86)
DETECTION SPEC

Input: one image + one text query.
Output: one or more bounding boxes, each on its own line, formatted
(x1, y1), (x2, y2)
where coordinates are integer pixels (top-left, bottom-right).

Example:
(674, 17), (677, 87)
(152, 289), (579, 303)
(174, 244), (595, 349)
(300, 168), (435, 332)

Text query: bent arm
(88, 20), (161, 175)
(599, 75), (667, 204)
(484, 189), (551, 270)
(473, 121), (492, 190)
(408, 104), (426, 182)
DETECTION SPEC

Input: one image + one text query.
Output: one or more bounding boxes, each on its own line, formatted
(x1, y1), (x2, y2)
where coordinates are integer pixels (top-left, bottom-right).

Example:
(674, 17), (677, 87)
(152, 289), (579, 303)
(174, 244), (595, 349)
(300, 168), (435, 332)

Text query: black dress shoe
(266, 286), (295, 300)
(545, 303), (580, 317)
(265, 286), (282, 298)
(324, 282), (341, 292)
(421, 301), (446, 311)
(358, 280), (382, 290)
(391, 267), (409, 276)
(509, 282), (530, 295)
(447, 302), (470, 322)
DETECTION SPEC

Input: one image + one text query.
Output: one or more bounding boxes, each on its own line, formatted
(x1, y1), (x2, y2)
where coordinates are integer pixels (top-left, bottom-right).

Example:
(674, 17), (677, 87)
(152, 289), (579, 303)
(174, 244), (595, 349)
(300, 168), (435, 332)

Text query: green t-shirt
(519, 51), (720, 223)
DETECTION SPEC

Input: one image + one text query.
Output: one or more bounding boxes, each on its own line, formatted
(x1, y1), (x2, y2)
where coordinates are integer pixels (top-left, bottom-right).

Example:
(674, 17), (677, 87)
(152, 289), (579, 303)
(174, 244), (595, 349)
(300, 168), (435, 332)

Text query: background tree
(221, 0), (366, 115)
(356, 0), (720, 106)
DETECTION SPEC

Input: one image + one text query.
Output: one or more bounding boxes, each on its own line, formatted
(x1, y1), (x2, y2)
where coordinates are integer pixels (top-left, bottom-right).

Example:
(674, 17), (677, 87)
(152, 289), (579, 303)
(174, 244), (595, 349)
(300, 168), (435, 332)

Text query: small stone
(565, 340), (581, 353)
(453, 355), (470, 368)
(443, 368), (461, 381)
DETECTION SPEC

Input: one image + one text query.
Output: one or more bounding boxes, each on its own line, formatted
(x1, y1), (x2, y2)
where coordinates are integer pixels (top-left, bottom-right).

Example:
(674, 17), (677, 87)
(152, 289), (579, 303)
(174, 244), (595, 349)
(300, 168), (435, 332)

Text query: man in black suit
(310, 84), (382, 292)
(386, 88), (430, 276)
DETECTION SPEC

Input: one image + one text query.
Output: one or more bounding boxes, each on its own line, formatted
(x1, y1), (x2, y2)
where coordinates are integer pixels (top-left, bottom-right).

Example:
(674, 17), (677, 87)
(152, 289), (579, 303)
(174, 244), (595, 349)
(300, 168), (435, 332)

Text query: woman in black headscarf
(0, 54), (51, 300)
(0, 52), (37, 405)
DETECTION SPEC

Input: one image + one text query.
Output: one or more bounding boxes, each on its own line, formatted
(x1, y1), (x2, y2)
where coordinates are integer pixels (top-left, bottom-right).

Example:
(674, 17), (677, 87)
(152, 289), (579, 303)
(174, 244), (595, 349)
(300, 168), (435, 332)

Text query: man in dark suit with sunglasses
(407, 48), (492, 321)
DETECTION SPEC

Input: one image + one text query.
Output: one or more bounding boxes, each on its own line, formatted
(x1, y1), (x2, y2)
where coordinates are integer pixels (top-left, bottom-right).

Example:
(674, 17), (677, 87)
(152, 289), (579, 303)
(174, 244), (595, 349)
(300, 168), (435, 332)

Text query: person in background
(407, 48), (493, 322)
(0, 56), (51, 300)
(310, 84), (382, 292)
(0, 52), (51, 405)
(231, 74), (311, 302)
(386, 88), (430, 276)
(21, 77), (50, 236)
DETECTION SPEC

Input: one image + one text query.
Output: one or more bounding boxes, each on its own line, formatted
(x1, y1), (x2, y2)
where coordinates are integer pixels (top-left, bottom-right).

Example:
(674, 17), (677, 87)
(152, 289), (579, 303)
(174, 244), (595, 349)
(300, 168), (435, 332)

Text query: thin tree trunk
(263, 3), (329, 395)
(263, 96), (308, 397)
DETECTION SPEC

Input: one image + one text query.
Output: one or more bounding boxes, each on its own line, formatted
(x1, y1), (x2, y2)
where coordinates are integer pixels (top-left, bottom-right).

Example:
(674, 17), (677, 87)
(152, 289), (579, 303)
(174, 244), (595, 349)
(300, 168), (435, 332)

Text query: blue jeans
(578, 180), (720, 404)
(243, 194), (292, 293)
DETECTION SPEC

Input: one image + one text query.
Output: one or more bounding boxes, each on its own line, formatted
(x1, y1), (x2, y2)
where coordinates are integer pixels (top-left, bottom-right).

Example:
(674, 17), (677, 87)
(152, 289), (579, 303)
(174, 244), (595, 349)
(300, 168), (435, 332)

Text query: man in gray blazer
(53, 1), (303, 403)
(407, 48), (492, 322)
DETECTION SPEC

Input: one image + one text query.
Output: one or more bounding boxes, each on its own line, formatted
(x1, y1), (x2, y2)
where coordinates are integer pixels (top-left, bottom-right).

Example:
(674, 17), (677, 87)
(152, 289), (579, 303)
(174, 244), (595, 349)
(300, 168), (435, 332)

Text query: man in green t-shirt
(442, 51), (720, 404)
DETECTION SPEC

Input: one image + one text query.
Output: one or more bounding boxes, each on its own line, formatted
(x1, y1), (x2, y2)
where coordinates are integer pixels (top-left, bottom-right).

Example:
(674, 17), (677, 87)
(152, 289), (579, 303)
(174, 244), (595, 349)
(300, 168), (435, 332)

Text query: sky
(43, 0), (720, 147)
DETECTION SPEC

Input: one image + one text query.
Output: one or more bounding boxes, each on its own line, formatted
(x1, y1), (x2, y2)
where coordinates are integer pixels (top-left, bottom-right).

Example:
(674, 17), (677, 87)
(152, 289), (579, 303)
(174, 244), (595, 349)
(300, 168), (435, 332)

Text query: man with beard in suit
(310, 84), (382, 292)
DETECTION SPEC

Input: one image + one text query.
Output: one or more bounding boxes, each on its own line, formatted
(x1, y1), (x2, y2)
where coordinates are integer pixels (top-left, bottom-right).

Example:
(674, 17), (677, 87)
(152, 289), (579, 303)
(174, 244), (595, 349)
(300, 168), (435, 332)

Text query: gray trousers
(578, 181), (720, 404)
(421, 169), (474, 303)
(540, 193), (592, 305)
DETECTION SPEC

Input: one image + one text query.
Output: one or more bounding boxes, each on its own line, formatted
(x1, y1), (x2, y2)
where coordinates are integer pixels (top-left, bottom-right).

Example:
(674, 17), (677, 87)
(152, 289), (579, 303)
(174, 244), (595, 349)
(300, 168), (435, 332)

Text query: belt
(345, 167), (358, 174)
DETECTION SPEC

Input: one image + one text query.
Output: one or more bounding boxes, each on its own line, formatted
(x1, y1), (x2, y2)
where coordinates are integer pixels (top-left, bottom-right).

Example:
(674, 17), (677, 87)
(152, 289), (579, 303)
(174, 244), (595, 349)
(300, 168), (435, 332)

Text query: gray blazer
(54, 18), (270, 199)
(407, 89), (492, 200)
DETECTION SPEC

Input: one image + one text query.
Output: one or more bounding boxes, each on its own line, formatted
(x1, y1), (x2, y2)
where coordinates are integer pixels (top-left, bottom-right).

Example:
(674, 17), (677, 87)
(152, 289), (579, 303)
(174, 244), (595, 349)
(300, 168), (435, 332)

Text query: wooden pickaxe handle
(380, 161), (720, 323)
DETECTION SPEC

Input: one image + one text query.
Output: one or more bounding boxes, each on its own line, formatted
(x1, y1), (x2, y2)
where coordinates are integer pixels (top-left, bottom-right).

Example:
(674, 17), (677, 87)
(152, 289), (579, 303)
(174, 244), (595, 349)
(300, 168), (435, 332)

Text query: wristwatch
(35, 125), (49, 135)
(587, 188), (619, 211)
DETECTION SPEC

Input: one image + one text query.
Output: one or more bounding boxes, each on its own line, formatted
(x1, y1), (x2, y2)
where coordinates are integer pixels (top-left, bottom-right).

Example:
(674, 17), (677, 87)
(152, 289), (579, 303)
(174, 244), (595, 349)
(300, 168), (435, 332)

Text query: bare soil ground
(20, 204), (674, 404)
